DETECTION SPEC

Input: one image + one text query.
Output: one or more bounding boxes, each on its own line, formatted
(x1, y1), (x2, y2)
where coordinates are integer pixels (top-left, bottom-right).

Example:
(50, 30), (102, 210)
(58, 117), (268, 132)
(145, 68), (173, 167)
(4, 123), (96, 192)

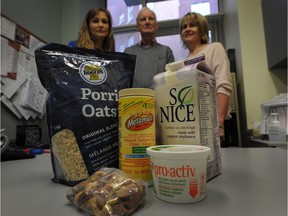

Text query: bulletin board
(1, 14), (48, 120)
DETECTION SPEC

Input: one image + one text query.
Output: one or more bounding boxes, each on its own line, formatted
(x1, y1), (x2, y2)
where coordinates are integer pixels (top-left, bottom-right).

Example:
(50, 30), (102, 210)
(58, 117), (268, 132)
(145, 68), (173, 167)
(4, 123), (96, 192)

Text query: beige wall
(237, 0), (287, 129)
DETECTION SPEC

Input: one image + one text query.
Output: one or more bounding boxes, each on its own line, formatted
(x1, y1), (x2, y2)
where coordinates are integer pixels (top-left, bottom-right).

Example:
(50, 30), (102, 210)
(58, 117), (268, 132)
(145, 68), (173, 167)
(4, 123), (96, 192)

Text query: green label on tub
(158, 177), (186, 196)
(151, 146), (174, 151)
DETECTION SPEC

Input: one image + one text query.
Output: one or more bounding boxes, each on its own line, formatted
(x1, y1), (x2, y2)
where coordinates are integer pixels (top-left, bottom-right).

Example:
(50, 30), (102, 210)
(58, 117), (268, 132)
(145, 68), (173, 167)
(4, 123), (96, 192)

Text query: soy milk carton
(152, 56), (222, 180)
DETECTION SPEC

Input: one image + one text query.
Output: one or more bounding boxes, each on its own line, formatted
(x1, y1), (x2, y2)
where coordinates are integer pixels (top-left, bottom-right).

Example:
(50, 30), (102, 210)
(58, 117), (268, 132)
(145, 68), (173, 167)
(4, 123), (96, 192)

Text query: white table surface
(250, 138), (287, 149)
(1, 148), (287, 216)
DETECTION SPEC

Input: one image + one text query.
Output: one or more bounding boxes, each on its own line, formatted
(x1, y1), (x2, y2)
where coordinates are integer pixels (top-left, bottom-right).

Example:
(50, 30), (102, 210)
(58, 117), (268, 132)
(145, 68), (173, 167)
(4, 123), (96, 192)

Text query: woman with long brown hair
(69, 8), (115, 51)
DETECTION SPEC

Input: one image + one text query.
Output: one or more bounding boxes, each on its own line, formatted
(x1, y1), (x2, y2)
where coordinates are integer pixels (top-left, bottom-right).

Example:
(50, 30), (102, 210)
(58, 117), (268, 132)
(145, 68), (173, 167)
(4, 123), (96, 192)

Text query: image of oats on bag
(35, 43), (136, 186)
(51, 129), (89, 181)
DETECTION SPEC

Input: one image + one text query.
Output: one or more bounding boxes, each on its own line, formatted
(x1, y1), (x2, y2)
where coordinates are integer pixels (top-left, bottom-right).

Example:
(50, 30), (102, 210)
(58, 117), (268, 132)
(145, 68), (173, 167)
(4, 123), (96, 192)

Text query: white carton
(152, 57), (222, 181)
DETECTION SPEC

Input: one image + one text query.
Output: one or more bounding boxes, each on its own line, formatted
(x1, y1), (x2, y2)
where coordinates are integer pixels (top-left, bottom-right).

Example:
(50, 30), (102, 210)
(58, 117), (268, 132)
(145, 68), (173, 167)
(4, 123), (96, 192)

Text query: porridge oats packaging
(35, 43), (135, 186)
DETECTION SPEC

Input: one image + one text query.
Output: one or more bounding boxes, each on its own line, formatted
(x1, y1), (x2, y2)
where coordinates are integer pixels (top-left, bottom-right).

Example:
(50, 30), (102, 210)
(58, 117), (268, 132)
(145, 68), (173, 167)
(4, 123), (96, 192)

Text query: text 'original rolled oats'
(35, 43), (136, 186)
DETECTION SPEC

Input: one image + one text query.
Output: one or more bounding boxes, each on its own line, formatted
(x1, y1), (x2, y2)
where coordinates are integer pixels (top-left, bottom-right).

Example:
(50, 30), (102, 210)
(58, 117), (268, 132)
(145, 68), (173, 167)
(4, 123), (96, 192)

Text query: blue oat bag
(35, 43), (135, 186)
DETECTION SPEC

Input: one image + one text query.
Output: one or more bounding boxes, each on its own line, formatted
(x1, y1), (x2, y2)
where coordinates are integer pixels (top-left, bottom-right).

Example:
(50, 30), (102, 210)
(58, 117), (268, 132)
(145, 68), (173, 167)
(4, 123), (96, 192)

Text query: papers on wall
(1, 16), (16, 40)
(0, 95), (22, 119)
(21, 76), (48, 114)
(1, 14), (47, 120)
(1, 37), (19, 77)
(1, 64), (28, 99)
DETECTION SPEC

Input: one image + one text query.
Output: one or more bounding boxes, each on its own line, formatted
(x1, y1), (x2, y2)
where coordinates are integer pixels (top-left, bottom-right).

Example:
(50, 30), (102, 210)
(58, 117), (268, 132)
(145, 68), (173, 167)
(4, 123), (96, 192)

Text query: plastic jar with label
(118, 88), (155, 186)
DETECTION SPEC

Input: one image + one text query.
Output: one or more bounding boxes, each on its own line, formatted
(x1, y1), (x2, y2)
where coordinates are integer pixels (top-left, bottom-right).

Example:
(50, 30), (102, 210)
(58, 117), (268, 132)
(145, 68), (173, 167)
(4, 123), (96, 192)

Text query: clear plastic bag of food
(67, 167), (147, 216)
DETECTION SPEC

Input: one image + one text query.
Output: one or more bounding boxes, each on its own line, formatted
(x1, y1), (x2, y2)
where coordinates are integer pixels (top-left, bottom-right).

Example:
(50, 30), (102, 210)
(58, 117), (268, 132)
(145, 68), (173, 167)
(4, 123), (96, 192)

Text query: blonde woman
(180, 12), (233, 142)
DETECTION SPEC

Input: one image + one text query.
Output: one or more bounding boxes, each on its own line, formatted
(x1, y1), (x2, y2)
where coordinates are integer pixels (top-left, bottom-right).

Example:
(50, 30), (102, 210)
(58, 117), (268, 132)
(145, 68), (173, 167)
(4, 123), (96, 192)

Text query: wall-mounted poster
(1, 14), (47, 120)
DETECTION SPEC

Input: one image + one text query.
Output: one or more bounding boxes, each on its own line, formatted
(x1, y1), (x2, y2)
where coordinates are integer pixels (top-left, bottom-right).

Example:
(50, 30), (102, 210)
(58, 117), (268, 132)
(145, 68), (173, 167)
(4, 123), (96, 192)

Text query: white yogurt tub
(147, 145), (210, 203)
